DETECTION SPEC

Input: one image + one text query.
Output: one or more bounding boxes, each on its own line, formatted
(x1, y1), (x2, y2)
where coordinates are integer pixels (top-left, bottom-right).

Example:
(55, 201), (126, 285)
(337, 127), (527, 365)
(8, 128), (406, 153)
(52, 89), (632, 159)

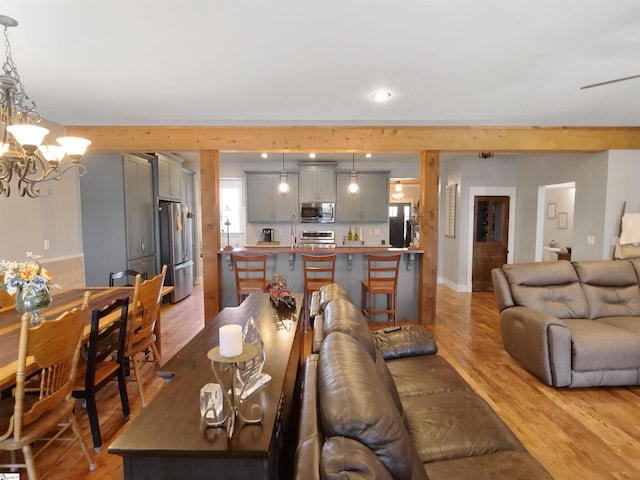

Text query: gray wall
(0, 161), (84, 261)
(437, 150), (640, 291)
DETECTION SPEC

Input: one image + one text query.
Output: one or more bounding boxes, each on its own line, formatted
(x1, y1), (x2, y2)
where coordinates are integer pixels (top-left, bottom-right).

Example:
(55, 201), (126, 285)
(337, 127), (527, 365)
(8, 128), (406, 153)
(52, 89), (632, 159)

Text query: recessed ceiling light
(370, 90), (392, 102)
(365, 153), (372, 158)
(261, 153), (268, 158)
(309, 153), (316, 159)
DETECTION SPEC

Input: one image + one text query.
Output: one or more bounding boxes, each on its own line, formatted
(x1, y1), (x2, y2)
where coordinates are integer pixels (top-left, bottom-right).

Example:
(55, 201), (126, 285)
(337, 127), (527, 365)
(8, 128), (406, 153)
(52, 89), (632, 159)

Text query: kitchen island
(217, 245), (423, 322)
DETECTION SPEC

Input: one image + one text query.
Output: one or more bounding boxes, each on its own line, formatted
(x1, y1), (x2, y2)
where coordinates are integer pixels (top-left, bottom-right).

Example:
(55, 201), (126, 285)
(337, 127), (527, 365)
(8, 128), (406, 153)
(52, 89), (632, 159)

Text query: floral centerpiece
(0, 252), (61, 325)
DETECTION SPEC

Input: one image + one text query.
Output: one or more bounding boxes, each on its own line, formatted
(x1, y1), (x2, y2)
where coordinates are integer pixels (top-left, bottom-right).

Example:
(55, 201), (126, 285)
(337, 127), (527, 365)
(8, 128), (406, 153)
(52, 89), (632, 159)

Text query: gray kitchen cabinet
(124, 155), (155, 260)
(128, 255), (157, 282)
(157, 153), (183, 201)
(299, 164), (335, 202)
(80, 152), (156, 286)
(336, 171), (389, 222)
(246, 172), (299, 222)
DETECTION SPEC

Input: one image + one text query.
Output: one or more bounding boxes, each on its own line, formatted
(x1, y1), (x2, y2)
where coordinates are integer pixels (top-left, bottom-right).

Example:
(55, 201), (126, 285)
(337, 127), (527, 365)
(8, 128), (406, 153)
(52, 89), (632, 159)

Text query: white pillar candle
(219, 324), (243, 357)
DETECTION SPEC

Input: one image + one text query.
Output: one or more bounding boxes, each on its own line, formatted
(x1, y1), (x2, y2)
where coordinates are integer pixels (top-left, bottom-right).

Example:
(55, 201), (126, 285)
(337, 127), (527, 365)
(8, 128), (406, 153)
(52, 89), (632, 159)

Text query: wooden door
(472, 196), (509, 292)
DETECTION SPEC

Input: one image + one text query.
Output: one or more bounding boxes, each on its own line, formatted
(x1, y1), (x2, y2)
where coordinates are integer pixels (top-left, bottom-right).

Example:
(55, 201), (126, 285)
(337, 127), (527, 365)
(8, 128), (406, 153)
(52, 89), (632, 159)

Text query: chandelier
(0, 15), (91, 198)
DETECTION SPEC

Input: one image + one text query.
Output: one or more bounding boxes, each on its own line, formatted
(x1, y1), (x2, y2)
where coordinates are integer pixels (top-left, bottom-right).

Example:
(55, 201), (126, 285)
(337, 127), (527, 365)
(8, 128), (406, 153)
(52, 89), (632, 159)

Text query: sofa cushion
(563, 319), (640, 370)
(320, 437), (395, 480)
(573, 260), (640, 318)
(503, 261), (589, 319)
(372, 325), (438, 359)
(322, 298), (376, 360)
(319, 283), (353, 313)
(401, 391), (524, 463)
(387, 355), (472, 398)
(374, 350), (404, 416)
(318, 332), (427, 480)
(425, 451), (553, 480)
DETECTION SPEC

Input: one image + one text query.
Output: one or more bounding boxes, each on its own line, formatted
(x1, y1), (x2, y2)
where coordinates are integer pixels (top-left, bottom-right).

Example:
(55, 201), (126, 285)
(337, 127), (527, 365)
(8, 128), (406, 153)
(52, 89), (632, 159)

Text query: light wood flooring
(4, 283), (640, 479)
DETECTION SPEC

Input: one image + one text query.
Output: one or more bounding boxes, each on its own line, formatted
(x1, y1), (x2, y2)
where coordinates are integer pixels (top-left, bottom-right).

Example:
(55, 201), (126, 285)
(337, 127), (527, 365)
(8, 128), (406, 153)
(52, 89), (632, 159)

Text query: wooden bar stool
(302, 253), (337, 331)
(232, 254), (268, 305)
(361, 253), (402, 325)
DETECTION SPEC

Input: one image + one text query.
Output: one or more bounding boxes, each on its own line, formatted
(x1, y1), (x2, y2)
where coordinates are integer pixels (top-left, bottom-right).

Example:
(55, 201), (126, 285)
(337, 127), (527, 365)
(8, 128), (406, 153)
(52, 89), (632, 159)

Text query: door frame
(466, 187), (517, 291)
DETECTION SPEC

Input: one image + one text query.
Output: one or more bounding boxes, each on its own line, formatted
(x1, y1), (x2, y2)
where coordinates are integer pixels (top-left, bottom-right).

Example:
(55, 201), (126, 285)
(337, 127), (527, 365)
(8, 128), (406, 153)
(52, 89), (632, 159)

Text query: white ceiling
(3, 0), (640, 132)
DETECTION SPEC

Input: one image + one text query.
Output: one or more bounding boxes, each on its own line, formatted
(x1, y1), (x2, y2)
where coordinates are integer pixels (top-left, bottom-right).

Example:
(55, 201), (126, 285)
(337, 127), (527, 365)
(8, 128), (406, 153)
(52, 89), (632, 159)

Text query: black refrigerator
(158, 200), (194, 303)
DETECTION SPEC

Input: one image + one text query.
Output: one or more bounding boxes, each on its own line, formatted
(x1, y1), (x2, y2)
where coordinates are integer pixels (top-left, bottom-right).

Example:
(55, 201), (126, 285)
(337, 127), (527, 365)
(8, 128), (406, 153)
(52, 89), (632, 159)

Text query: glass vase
(14, 286), (53, 327)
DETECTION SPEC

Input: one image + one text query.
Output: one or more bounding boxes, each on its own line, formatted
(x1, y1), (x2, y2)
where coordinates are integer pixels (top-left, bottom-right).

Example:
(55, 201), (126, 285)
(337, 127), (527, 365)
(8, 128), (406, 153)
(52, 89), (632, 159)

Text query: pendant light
(278, 153), (290, 196)
(347, 153), (359, 196)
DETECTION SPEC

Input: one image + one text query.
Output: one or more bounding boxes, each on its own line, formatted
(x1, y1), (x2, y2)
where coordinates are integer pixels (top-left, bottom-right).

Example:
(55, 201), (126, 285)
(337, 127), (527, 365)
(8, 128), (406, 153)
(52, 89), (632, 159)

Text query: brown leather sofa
(492, 259), (640, 387)
(295, 284), (552, 480)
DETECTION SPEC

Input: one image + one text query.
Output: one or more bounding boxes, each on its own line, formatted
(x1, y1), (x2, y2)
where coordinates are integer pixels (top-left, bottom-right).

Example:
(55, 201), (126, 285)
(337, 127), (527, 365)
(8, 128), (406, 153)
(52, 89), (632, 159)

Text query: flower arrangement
(0, 252), (61, 297)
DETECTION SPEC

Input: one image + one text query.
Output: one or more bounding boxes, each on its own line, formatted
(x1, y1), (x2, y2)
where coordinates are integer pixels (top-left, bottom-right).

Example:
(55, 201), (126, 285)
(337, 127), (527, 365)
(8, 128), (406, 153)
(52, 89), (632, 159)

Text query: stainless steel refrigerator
(159, 200), (194, 303)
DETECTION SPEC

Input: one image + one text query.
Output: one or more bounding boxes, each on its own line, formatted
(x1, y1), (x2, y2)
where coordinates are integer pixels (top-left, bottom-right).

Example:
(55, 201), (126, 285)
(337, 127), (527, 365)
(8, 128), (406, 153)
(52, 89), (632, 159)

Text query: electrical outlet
(374, 228), (380, 235)
(43, 239), (50, 250)
(278, 228), (283, 236)
(586, 235), (595, 245)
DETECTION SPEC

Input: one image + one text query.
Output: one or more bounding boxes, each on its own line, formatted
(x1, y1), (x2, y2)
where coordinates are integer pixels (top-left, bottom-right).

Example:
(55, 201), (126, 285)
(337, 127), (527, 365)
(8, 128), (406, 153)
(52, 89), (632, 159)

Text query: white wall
(543, 186), (575, 253)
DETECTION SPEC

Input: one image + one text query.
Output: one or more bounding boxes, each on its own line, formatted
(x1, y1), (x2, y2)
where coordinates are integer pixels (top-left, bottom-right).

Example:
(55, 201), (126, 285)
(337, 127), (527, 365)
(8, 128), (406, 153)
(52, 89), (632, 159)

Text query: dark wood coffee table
(109, 293), (304, 480)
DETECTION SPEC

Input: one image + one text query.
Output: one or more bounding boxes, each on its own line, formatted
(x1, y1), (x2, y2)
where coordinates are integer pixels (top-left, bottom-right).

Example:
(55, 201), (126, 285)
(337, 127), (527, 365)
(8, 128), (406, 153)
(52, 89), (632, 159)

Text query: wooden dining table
(0, 285), (174, 393)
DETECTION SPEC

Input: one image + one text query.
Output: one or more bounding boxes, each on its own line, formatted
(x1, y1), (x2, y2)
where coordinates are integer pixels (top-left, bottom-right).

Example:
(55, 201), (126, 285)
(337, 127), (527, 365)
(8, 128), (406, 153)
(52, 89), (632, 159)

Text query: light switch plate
(586, 235), (595, 245)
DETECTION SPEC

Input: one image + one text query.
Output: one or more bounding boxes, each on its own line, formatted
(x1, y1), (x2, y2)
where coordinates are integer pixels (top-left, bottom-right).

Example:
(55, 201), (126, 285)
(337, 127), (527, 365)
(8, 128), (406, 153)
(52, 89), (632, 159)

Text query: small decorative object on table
(267, 273), (296, 309)
(235, 317), (271, 400)
(206, 328), (264, 438)
(0, 252), (61, 326)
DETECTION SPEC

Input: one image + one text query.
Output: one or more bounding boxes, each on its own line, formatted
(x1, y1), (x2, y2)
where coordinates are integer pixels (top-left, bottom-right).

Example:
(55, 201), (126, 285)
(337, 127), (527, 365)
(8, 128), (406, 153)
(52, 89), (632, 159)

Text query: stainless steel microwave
(300, 202), (335, 223)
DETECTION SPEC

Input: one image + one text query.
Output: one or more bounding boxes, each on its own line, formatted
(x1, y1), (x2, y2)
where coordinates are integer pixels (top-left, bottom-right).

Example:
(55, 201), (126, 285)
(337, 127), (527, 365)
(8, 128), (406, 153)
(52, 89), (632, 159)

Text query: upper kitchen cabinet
(124, 155), (155, 261)
(246, 172), (299, 222)
(80, 153), (156, 286)
(157, 153), (182, 201)
(336, 171), (390, 222)
(299, 164), (335, 202)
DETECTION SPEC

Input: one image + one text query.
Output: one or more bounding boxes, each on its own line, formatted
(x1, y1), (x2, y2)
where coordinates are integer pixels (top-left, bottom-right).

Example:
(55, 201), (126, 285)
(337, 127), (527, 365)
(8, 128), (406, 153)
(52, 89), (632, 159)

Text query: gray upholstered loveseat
(492, 259), (640, 387)
(294, 284), (552, 480)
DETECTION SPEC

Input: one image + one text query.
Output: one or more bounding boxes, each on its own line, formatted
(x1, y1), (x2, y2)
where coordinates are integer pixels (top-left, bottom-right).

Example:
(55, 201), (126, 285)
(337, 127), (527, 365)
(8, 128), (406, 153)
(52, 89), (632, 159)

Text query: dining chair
(73, 296), (130, 452)
(302, 253), (337, 331)
(0, 306), (96, 479)
(0, 274), (13, 308)
(232, 254), (267, 305)
(361, 253), (402, 325)
(109, 269), (146, 287)
(126, 265), (166, 408)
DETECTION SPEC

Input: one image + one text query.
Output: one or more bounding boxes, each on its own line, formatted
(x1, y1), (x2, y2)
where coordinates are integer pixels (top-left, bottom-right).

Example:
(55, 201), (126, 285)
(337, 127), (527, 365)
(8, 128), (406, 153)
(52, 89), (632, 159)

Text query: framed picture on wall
(558, 212), (568, 229)
(547, 202), (557, 219)
(444, 183), (457, 238)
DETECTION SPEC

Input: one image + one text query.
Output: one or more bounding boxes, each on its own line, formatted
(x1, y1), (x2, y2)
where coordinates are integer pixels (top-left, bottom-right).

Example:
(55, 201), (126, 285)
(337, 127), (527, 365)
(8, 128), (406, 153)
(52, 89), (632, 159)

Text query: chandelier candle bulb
(219, 324), (243, 357)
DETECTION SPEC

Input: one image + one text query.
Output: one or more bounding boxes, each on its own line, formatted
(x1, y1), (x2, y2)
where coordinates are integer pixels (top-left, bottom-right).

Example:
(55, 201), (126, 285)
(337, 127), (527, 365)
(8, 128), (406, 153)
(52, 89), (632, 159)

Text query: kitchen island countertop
(219, 245), (424, 254)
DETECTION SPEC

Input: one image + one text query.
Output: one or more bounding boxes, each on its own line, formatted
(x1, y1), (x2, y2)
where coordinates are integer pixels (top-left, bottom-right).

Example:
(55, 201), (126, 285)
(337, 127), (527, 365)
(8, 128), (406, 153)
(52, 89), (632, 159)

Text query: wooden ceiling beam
(65, 125), (640, 153)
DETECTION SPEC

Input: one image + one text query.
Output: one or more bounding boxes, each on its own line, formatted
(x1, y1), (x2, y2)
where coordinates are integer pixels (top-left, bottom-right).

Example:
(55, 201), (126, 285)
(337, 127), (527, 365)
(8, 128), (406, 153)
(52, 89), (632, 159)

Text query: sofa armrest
(311, 314), (324, 354)
(295, 354), (322, 480)
(372, 325), (438, 359)
(499, 306), (569, 386)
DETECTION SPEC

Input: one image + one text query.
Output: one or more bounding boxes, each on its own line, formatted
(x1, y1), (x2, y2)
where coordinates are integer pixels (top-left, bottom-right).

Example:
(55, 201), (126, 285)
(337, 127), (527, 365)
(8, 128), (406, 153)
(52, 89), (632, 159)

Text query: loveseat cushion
(563, 319), (640, 370)
(322, 298), (376, 360)
(503, 261), (589, 319)
(318, 332), (427, 480)
(401, 390), (524, 463)
(573, 260), (640, 318)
